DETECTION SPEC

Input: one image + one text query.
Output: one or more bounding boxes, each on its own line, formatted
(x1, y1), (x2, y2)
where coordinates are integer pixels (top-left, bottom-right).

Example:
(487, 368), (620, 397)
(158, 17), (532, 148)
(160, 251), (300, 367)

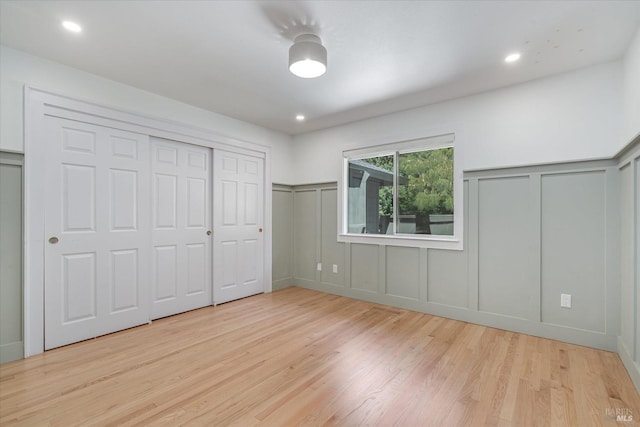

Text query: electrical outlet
(332, 264), (338, 273)
(560, 293), (572, 308)
(316, 262), (322, 271)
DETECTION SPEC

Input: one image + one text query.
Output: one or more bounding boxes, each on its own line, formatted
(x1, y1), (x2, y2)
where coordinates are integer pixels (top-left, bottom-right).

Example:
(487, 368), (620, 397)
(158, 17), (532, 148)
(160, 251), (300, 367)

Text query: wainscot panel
(350, 244), (379, 293)
(616, 137), (640, 392)
(272, 185), (293, 290)
(541, 171), (606, 332)
(293, 189), (317, 283)
(320, 189), (345, 287)
(428, 249), (468, 308)
(385, 246), (420, 300)
(0, 152), (24, 364)
(477, 176), (537, 321)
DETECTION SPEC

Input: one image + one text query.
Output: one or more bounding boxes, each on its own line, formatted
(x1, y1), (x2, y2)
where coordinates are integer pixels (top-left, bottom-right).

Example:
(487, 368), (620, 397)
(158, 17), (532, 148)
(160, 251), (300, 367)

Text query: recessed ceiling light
(504, 53), (521, 63)
(62, 20), (82, 33)
(296, 115), (305, 121)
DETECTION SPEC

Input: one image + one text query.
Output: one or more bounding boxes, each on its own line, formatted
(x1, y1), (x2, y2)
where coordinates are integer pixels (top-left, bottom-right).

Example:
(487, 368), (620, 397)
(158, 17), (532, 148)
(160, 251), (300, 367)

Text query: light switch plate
(316, 262), (322, 271)
(332, 264), (338, 273)
(561, 293), (572, 308)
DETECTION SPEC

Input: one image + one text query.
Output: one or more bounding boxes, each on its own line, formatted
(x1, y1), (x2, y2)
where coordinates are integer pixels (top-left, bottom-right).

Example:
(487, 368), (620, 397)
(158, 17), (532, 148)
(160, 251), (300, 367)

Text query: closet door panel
(150, 138), (212, 319)
(213, 149), (264, 304)
(44, 118), (150, 349)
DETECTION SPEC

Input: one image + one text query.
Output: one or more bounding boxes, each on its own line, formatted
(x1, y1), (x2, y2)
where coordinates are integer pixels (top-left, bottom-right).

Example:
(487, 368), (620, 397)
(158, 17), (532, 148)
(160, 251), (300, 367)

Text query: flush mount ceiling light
(62, 20), (82, 33)
(289, 34), (327, 78)
(296, 114), (305, 121)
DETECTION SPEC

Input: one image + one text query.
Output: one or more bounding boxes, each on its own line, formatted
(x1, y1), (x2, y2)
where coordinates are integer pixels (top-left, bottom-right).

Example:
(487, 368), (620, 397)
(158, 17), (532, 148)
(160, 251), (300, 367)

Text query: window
(397, 147), (454, 235)
(340, 133), (462, 249)
(347, 154), (394, 234)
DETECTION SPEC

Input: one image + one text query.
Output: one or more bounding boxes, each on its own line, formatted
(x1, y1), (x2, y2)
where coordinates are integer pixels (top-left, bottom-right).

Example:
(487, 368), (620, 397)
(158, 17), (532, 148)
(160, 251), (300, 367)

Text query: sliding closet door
(43, 118), (263, 349)
(150, 138), (212, 319)
(44, 117), (150, 350)
(213, 149), (264, 304)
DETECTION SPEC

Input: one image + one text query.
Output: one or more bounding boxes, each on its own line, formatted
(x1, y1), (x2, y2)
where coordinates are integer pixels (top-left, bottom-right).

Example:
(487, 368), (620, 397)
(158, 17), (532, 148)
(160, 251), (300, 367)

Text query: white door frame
(24, 87), (273, 357)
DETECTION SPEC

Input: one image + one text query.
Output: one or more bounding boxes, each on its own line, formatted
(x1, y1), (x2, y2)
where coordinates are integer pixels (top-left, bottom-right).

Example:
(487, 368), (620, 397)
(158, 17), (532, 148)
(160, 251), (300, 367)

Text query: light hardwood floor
(1, 287), (639, 426)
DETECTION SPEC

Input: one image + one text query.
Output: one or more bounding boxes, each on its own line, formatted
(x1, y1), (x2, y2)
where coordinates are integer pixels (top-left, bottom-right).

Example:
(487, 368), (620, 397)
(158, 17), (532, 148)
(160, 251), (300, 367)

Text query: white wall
(0, 43), (629, 187)
(622, 27), (640, 147)
(292, 61), (622, 183)
(0, 45), (295, 184)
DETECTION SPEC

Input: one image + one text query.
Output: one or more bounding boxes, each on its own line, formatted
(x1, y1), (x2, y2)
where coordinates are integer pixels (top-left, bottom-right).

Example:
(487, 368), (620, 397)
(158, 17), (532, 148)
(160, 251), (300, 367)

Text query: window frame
(338, 131), (463, 250)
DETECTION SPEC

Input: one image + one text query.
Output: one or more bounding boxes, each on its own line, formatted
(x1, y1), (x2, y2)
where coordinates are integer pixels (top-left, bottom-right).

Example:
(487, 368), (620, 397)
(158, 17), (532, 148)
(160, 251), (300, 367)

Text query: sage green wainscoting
(617, 137), (640, 391)
(272, 184), (294, 290)
(1, 151), (23, 364)
(289, 160), (621, 351)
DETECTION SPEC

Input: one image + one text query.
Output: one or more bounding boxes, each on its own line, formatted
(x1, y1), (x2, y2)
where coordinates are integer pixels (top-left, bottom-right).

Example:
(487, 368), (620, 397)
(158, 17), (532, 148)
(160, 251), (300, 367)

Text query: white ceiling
(1, 1), (639, 135)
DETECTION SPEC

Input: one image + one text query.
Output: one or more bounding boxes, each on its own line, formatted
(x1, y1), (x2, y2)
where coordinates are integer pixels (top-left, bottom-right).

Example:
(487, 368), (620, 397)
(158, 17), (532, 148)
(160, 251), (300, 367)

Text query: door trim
(24, 87), (272, 357)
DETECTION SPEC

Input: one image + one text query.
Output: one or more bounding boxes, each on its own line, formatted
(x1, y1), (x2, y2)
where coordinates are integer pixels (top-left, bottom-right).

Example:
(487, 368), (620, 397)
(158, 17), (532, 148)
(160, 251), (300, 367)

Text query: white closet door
(44, 117), (150, 350)
(150, 138), (212, 319)
(213, 149), (264, 304)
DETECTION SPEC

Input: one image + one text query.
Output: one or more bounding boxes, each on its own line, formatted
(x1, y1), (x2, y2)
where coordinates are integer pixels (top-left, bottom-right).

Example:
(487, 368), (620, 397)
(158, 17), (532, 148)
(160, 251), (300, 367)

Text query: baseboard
(293, 280), (618, 352)
(0, 341), (24, 364)
(618, 336), (640, 393)
(272, 277), (294, 291)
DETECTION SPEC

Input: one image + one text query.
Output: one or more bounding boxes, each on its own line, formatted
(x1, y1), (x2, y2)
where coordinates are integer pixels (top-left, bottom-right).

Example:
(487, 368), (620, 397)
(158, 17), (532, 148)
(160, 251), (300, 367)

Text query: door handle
(49, 236), (59, 244)
(258, 227), (263, 233)
(206, 230), (212, 236)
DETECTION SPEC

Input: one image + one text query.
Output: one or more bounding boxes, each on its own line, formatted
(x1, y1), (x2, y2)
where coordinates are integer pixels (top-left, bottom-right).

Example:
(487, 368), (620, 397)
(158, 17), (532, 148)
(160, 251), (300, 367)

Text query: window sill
(337, 233), (463, 250)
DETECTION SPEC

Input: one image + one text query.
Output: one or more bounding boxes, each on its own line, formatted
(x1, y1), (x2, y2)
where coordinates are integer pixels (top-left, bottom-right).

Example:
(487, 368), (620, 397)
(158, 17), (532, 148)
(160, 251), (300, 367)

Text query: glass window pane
(347, 155), (394, 234)
(397, 147), (454, 235)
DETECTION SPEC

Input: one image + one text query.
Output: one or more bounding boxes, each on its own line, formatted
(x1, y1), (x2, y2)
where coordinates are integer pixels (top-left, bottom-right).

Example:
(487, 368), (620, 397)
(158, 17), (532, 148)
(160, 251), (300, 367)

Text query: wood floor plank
(1, 287), (639, 426)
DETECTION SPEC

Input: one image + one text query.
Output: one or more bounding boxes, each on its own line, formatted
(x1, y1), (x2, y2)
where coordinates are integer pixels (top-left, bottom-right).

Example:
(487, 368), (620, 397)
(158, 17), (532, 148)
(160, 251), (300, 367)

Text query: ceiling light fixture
(504, 53), (521, 63)
(62, 20), (82, 33)
(289, 34), (327, 78)
(296, 115), (305, 121)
